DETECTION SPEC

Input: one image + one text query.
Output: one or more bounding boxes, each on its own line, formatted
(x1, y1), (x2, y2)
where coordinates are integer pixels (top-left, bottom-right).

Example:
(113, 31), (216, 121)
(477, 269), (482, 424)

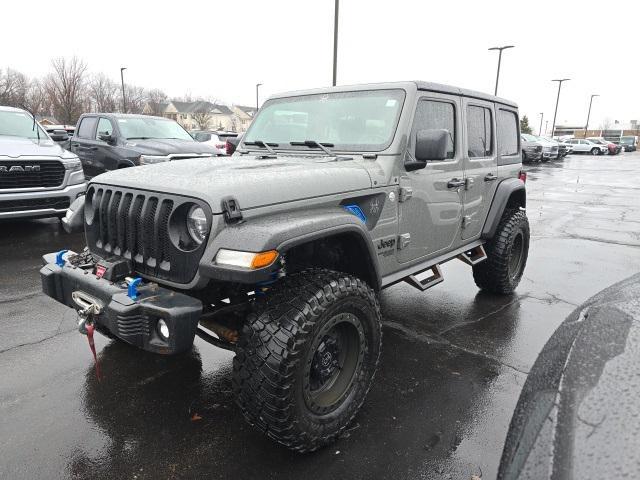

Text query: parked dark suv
(71, 114), (218, 178)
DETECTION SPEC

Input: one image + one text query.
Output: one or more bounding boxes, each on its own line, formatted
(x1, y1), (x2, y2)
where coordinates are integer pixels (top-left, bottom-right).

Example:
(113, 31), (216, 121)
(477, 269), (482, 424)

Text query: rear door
(461, 99), (498, 240)
(397, 94), (464, 263)
(72, 116), (98, 177)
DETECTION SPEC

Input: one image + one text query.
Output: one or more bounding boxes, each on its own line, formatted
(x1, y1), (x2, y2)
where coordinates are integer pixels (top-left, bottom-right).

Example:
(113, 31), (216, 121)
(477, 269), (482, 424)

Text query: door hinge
(464, 177), (474, 190)
(398, 233), (411, 250)
(399, 187), (413, 202)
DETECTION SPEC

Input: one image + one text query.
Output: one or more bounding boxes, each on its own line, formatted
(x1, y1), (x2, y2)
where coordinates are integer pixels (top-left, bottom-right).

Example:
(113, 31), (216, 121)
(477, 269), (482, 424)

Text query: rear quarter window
(497, 109), (519, 156)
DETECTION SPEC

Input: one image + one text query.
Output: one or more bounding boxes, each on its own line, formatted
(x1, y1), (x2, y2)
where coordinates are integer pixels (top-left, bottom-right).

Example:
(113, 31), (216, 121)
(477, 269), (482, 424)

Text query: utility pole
(545, 120), (549, 136)
(332, 0), (339, 86)
(584, 94), (599, 139)
(256, 83), (263, 112)
(488, 45), (514, 96)
(551, 78), (570, 139)
(120, 67), (127, 113)
(538, 112), (544, 136)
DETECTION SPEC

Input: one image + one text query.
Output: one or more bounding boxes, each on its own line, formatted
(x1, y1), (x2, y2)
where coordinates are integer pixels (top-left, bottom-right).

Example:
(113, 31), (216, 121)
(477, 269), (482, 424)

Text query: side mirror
(98, 132), (114, 143)
(50, 129), (69, 142)
(61, 195), (85, 234)
(406, 129), (449, 171)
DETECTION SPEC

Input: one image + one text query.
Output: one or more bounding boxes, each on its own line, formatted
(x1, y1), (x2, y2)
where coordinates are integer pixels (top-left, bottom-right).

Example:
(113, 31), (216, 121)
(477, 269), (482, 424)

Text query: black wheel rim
(303, 312), (365, 415)
(508, 232), (525, 280)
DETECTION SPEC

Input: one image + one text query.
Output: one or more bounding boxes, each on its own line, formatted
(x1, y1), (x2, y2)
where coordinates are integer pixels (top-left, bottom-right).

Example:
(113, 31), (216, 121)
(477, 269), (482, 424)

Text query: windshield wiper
(127, 136), (151, 140)
(290, 140), (334, 155)
(244, 140), (278, 155)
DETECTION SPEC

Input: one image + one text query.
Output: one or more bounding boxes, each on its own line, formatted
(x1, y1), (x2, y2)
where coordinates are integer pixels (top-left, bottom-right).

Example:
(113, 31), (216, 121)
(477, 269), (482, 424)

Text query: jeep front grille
(85, 184), (210, 284)
(0, 160), (65, 189)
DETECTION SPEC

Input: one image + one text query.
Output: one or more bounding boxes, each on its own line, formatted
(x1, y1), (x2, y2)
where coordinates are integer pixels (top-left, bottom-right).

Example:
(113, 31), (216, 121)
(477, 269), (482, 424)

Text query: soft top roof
(268, 81), (518, 109)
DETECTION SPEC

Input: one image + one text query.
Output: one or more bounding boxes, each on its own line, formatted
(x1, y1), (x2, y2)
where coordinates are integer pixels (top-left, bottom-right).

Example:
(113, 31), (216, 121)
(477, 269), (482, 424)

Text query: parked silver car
(565, 138), (608, 155)
(0, 106), (86, 219)
(520, 134), (543, 163)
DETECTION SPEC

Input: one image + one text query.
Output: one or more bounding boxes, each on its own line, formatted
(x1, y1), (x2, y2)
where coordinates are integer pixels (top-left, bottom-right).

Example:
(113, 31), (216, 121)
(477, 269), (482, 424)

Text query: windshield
(244, 89), (406, 152)
(116, 117), (193, 141)
(521, 134), (538, 142)
(0, 110), (49, 140)
(620, 137), (635, 144)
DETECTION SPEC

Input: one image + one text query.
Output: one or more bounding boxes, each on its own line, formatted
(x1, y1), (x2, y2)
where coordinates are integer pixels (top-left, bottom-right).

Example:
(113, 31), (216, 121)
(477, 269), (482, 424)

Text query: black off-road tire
(473, 209), (530, 294)
(232, 269), (382, 452)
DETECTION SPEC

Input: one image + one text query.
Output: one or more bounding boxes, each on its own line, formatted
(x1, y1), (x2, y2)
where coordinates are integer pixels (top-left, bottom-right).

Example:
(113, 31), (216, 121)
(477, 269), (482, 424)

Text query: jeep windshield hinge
(221, 196), (243, 223)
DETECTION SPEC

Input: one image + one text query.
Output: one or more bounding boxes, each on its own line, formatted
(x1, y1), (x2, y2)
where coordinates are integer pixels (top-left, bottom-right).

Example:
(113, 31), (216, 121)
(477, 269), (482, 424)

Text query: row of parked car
(520, 133), (636, 163)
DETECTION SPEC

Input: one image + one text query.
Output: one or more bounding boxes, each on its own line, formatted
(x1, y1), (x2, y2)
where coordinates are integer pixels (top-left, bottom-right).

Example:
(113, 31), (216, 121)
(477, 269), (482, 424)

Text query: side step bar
(457, 245), (487, 266)
(405, 264), (444, 291)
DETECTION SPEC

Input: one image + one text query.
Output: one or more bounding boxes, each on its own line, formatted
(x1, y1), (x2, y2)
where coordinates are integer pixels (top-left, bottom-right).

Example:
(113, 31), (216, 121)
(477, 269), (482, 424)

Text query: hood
(122, 138), (218, 155)
(93, 155), (373, 212)
(0, 135), (74, 159)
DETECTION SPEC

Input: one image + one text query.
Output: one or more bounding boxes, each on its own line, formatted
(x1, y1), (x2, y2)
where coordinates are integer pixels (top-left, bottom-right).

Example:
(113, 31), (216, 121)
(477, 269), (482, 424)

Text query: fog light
(157, 319), (170, 340)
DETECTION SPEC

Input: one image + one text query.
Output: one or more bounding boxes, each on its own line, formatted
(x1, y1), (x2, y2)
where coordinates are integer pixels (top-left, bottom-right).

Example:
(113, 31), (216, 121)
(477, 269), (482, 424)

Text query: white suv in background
(566, 138), (608, 155)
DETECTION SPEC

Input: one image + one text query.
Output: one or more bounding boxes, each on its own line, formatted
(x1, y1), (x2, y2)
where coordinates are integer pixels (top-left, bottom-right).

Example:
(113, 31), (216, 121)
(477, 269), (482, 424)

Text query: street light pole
(256, 83), (263, 112)
(332, 0), (339, 86)
(488, 45), (514, 96)
(120, 67), (127, 113)
(538, 112), (544, 136)
(584, 94), (599, 139)
(551, 78), (570, 139)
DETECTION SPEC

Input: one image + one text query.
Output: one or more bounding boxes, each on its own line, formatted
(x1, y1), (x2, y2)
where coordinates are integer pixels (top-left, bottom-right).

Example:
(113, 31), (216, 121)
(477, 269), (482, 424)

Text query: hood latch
(221, 196), (243, 224)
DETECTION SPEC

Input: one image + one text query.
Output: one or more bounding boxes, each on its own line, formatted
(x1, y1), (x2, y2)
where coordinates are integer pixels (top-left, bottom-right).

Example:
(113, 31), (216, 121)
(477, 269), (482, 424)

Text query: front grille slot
(117, 314), (150, 337)
(0, 196), (70, 213)
(85, 185), (207, 284)
(0, 160), (65, 189)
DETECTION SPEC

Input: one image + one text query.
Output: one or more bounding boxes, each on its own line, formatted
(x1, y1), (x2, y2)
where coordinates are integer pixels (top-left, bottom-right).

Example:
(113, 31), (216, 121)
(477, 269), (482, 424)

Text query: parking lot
(1, 152), (639, 479)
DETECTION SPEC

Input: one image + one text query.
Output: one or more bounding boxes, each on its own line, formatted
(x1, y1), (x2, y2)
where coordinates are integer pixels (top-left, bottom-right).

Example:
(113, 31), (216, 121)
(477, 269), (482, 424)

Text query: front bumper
(524, 149), (543, 160)
(0, 181), (86, 219)
(40, 251), (202, 354)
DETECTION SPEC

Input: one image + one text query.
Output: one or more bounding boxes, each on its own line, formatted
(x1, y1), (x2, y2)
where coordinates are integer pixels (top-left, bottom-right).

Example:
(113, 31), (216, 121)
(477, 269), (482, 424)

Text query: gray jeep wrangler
(41, 81), (529, 452)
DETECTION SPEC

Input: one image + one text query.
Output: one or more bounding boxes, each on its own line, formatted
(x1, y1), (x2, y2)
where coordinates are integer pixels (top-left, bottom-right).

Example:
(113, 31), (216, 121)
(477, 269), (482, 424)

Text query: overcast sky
(4, 0), (639, 131)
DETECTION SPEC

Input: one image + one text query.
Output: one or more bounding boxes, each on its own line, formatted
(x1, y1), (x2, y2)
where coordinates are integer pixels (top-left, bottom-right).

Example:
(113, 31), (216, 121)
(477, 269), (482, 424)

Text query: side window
(77, 117), (97, 139)
(96, 118), (114, 139)
(497, 109), (519, 156)
(467, 105), (493, 158)
(411, 99), (455, 159)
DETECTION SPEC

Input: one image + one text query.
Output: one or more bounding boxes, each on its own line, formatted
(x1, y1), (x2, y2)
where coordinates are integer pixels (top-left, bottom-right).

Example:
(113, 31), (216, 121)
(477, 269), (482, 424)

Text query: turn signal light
(251, 250), (279, 269)
(519, 171), (527, 183)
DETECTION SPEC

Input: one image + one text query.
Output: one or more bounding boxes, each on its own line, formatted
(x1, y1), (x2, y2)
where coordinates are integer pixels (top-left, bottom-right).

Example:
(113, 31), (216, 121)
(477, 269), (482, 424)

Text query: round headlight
(187, 206), (208, 244)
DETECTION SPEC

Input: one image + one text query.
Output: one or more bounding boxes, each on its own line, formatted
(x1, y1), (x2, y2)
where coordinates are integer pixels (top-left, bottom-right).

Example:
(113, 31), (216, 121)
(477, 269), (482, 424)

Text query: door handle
(484, 173), (498, 182)
(89, 147), (98, 151)
(71, 143), (80, 147)
(447, 178), (465, 189)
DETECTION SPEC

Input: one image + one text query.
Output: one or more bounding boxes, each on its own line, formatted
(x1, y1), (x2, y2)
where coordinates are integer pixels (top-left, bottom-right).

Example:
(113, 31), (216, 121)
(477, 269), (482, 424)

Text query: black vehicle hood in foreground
(498, 272), (640, 479)
(92, 154), (373, 212)
(123, 138), (218, 156)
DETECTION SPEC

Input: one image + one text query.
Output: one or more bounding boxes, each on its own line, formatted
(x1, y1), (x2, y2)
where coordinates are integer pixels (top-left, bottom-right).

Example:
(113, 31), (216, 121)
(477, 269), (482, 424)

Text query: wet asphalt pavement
(1, 153), (640, 480)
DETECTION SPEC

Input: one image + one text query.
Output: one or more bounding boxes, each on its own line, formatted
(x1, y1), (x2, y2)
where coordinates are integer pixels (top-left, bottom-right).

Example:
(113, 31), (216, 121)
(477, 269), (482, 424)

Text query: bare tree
(0, 68), (29, 107)
(124, 85), (147, 114)
(192, 106), (213, 130)
(45, 57), (88, 124)
(146, 89), (168, 116)
(23, 79), (51, 118)
(89, 73), (119, 113)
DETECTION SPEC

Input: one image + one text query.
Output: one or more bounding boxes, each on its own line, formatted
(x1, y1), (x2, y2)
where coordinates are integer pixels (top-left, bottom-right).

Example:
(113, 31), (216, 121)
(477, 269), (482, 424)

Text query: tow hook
(72, 291), (102, 335)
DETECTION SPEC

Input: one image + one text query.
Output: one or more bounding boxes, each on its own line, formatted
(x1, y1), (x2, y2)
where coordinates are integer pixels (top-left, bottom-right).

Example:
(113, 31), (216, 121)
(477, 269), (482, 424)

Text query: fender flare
(481, 178), (526, 239)
(199, 207), (381, 289)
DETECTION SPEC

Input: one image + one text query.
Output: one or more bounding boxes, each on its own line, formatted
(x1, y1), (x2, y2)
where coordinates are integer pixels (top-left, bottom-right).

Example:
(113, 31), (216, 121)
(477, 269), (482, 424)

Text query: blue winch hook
(127, 277), (143, 300)
(55, 250), (69, 267)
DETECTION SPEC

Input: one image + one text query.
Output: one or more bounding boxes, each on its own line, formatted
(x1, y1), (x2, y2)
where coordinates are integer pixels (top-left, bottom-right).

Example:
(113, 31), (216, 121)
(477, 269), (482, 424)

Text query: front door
(94, 117), (119, 172)
(397, 94), (464, 264)
(461, 99), (498, 239)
